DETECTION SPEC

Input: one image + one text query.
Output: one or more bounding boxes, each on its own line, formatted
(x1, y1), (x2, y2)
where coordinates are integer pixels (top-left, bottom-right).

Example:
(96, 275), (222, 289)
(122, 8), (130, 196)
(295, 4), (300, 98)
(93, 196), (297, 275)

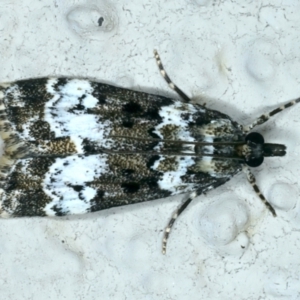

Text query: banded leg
(243, 167), (277, 217)
(153, 50), (191, 103)
(162, 191), (197, 254)
(244, 98), (300, 132)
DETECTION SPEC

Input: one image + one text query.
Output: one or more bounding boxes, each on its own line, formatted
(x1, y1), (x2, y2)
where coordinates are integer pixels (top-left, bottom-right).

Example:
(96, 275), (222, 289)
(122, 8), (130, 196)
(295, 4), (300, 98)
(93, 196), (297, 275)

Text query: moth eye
(246, 156), (264, 167)
(245, 132), (264, 145)
(245, 132), (265, 167)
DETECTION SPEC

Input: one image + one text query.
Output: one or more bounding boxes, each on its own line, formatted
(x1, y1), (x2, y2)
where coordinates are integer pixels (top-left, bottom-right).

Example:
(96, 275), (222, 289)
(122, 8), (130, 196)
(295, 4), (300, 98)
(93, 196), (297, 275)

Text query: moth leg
(244, 98), (300, 132)
(153, 49), (191, 103)
(243, 167), (277, 217)
(162, 191), (197, 254)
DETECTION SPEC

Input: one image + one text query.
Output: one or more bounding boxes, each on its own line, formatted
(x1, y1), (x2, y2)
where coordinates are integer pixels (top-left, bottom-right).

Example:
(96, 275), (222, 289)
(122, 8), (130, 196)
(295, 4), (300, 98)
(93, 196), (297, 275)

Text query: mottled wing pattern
(0, 78), (244, 217)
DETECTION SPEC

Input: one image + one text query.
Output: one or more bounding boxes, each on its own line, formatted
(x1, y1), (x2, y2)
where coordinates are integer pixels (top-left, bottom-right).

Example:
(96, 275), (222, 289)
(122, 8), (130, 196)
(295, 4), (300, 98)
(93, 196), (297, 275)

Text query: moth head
(245, 132), (286, 167)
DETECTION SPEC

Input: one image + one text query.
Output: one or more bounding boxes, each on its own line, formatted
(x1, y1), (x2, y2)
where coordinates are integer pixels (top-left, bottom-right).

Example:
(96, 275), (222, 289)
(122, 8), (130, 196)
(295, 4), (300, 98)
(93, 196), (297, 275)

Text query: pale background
(0, 0), (300, 299)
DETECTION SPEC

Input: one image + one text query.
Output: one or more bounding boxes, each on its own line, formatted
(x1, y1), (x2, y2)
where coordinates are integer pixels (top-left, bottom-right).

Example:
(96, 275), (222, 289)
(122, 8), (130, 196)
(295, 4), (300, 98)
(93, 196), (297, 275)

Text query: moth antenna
(153, 50), (191, 103)
(110, 135), (245, 146)
(244, 98), (300, 132)
(102, 148), (245, 161)
(162, 192), (197, 254)
(243, 167), (277, 217)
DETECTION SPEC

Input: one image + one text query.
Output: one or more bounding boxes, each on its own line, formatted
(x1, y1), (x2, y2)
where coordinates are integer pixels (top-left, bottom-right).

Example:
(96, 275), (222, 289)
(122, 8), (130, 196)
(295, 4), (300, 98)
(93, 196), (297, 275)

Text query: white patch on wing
(43, 154), (109, 215)
(202, 136), (214, 156)
(197, 156), (216, 176)
(196, 158), (236, 178)
(154, 101), (199, 142)
(198, 119), (235, 138)
(152, 155), (197, 194)
(44, 78), (113, 152)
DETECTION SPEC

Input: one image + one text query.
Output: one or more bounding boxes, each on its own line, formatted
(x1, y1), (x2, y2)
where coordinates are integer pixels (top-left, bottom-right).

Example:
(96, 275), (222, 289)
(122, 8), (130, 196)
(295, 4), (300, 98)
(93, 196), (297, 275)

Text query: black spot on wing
(148, 128), (161, 139)
(53, 78), (69, 92)
(68, 185), (84, 192)
(90, 190), (105, 212)
(146, 178), (159, 189)
(5, 174), (21, 192)
(122, 119), (134, 128)
(67, 94), (87, 113)
(90, 82), (114, 105)
(52, 204), (68, 217)
(185, 111), (213, 127)
(121, 182), (140, 193)
(144, 107), (161, 121)
(14, 78), (49, 101)
(97, 94), (107, 105)
(183, 108), (231, 127)
(146, 155), (160, 168)
(73, 103), (85, 110)
(123, 102), (142, 114)
(82, 138), (100, 154)
(122, 169), (135, 176)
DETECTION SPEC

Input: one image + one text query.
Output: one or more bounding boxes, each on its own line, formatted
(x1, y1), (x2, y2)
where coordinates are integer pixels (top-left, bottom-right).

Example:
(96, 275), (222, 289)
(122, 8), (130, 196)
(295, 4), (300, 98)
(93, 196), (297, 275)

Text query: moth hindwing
(0, 50), (298, 254)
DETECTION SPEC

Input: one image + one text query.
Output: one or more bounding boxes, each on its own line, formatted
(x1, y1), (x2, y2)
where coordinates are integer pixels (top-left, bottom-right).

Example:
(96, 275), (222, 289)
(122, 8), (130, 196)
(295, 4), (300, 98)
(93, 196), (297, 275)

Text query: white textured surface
(1, 0), (300, 299)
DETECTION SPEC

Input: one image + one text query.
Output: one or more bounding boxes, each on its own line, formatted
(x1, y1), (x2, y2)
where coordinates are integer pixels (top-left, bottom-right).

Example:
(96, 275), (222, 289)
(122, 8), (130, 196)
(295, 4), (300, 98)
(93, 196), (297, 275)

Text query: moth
(0, 51), (298, 254)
